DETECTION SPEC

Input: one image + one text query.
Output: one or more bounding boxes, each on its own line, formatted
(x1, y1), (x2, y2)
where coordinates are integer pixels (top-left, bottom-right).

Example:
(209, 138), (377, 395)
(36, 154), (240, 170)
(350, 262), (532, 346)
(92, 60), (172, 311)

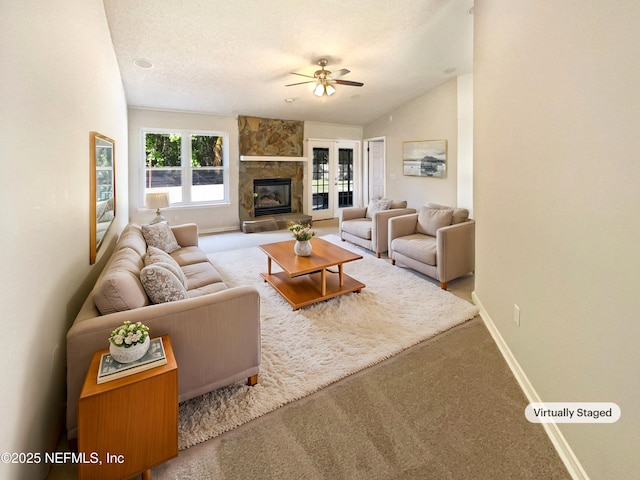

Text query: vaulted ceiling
(103, 0), (474, 125)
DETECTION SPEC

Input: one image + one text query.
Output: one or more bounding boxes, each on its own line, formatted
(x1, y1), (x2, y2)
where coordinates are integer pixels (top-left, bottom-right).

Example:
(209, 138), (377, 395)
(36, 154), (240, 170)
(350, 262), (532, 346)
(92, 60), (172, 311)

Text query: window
(143, 129), (229, 205)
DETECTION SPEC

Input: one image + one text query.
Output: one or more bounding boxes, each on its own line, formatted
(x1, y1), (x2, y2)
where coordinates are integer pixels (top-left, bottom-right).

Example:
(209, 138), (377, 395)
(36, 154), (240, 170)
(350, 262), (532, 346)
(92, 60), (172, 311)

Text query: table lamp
(145, 192), (170, 224)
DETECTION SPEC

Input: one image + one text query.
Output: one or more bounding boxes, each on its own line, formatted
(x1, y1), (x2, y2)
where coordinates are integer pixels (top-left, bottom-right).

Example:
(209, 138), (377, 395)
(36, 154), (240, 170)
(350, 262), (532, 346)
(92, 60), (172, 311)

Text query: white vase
(294, 239), (312, 256)
(109, 335), (150, 364)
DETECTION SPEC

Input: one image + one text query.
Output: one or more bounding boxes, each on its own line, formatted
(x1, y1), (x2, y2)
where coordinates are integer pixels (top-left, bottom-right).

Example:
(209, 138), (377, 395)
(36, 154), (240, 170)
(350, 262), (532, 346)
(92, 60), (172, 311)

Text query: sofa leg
(376, 252), (381, 258)
(247, 374), (258, 386)
(391, 259), (395, 265)
(440, 282), (448, 290)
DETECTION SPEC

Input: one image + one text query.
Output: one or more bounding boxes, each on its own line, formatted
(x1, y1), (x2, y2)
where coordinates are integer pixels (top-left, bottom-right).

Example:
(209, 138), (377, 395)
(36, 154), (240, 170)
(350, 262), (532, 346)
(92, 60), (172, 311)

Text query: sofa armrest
(171, 223), (199, 247)
(339, 206), (368, 225)
(389, 213), (419, 240)
(371, 208), (417, 254)
(66, 285), (260, 439)
(436, 220), (475, 283)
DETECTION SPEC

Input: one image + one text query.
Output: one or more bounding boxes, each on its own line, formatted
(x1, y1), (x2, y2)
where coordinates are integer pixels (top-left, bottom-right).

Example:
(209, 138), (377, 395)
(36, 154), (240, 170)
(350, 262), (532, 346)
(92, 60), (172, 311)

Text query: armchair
(340, 199), (416, 257)
(389, 204), (475, 289)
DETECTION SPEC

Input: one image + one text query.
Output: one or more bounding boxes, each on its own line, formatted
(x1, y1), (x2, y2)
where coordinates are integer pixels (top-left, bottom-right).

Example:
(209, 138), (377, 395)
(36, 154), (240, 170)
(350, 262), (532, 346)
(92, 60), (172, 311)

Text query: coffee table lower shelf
(261, 270), (365, 310)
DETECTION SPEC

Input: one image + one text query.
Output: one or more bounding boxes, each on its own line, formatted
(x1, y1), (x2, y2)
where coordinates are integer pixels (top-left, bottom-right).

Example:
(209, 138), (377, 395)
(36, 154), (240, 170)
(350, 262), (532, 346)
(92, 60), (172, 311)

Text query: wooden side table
(78, 335), (178, 480)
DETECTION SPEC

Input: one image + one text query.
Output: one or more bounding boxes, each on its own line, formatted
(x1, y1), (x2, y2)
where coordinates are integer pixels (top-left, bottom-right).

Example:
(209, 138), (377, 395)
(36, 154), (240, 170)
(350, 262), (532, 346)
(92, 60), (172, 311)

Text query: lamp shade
(144, 192), (170, 209)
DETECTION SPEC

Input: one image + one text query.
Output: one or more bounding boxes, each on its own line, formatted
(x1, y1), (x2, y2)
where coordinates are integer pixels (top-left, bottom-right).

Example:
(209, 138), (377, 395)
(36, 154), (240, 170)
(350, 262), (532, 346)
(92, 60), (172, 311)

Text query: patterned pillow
(416, 207), (454, 236)
(140, 264), (188, 304)
(365, 198), (393, 219)
(142, 223), (180, 253)
(145, 245), (177, 266)
(151, 261), (187, 288)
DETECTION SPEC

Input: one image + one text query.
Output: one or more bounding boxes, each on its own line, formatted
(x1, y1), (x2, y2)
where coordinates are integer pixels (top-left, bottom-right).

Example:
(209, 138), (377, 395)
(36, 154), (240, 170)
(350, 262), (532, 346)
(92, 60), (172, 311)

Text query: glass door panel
(337, 147), (354, 208)
(312, 147), (331, 217)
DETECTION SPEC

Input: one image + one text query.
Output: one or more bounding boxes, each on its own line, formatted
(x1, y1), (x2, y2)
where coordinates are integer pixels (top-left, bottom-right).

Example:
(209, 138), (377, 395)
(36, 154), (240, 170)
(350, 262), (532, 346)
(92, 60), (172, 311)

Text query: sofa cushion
(181, 262), (225, 290)
(340, 217), (372, 240)
(140, 264), (188, 304)
(366, 198), (393, 219)
(187, 282), (229, 298)
(94, 247), (149, 314)
(416, 206), (453, 236)
(427, 203), (469, 224)
(170, 246), (210, 266)
(117, 223), (148, 257)
(142, 223), (181, 253)
(391, 234), (438, 266)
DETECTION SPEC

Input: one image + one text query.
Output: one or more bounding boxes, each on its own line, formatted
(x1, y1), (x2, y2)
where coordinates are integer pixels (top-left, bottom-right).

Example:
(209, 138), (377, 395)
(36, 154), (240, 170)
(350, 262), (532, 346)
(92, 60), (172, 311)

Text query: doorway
(363, 137), (386, 203)
(308, 140), (360, 221)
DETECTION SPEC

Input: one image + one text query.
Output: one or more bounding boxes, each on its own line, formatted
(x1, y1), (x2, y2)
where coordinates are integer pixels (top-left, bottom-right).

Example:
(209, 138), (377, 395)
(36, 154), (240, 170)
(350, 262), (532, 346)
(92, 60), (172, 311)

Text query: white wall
(474, 2), (640, 478)
(457, 74), (473, 218)
(363, 77), (462, 210)
(127, 108), (239, 232)
(0, 1), (128, 479)
(304, 121), (363, 142)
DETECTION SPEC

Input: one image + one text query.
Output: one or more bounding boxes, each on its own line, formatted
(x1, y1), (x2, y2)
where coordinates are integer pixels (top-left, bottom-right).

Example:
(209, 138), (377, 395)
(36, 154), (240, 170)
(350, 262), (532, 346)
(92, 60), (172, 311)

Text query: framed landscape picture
(403, 139), (447, 178)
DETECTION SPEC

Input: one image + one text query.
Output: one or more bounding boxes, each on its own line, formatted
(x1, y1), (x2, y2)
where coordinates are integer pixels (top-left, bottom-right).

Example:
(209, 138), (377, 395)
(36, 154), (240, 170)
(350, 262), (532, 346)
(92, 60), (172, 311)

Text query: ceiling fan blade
(290, 72), (316, 79)
(333, 79), (364, 87)
(285, 80), (316, 87)
(329, 68), (350, 78)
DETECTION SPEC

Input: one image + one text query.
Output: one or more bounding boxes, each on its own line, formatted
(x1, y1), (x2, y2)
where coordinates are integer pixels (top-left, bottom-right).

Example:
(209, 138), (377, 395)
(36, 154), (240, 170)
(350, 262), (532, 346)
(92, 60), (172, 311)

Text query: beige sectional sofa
(66, 222), (261, 440)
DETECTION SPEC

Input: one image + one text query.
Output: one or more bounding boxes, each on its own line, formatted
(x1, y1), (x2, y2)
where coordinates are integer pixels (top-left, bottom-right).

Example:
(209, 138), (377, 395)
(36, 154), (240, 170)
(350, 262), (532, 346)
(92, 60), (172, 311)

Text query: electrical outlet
(513, 304), (521, 327)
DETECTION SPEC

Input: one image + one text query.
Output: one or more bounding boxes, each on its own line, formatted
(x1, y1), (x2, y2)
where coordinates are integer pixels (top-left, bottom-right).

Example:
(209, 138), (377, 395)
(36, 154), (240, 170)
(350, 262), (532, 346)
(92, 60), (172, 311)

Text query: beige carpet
(177, 235), (479, 450)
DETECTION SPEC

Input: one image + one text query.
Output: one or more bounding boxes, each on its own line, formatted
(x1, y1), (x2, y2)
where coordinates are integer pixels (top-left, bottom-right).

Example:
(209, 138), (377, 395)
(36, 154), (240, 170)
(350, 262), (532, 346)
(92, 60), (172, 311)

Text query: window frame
(141, 128), (230, 207)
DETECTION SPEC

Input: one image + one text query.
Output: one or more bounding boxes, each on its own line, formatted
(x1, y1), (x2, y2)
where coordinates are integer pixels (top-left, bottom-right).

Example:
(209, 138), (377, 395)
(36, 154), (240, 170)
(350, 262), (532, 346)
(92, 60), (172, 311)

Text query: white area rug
(178, 235), (478, 450)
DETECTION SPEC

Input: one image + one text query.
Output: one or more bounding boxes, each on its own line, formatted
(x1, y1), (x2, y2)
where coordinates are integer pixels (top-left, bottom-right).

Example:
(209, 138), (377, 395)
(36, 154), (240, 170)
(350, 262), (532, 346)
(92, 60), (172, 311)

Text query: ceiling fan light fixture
(313, 83), (326, 97)
(325, 84), (336, 96)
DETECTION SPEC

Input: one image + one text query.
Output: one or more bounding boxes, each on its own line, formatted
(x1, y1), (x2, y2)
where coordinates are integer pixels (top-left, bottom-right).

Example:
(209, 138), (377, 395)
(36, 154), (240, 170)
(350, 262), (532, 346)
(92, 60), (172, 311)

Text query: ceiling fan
(285, 58), (364, 97)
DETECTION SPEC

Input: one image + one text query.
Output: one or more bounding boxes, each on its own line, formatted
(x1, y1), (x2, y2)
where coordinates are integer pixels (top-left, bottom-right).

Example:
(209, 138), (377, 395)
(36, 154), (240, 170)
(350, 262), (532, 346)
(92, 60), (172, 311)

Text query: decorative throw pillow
(148, 260), (188, 288)
(366, 198), (393, 219)
(145, 245), (178, 266)
(140, 264), (188, 304)
(416, 207), (454, 236)
(390, 200), (408, 209)
(427, 203), (469, 224)
(142, 223), (180, 253)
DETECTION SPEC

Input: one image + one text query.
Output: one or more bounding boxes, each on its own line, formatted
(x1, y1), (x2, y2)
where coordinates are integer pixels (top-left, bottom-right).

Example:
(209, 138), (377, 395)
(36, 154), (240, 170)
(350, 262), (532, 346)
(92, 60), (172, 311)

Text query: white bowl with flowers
(108, 321), (150, 364)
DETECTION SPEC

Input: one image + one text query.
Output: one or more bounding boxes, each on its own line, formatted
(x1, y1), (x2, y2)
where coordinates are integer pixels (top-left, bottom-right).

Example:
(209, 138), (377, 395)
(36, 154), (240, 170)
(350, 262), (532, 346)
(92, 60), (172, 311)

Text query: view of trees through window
(144, 132), (226, 204)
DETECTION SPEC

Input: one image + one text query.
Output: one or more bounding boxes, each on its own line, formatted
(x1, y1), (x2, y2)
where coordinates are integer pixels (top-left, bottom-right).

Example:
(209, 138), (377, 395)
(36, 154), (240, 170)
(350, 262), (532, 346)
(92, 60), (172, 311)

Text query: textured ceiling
(103, 0), (474, 125)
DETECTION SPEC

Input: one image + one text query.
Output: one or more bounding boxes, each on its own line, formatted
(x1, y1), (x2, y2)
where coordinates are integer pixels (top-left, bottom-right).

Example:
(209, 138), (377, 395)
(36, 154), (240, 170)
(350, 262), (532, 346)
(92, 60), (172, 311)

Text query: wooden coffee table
(259, 238), (365, 310)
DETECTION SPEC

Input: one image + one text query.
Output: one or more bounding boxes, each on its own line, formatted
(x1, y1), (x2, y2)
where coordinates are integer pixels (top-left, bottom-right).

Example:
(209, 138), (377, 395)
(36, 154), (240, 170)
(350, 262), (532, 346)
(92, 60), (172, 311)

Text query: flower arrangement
(108, 321), (150, 348)
(289, 223), (316, 241)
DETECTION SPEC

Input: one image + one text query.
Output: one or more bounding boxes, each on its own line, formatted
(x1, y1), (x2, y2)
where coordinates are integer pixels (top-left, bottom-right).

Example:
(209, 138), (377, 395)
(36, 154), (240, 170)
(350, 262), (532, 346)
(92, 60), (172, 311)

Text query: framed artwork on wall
(403, 139), (447, 178)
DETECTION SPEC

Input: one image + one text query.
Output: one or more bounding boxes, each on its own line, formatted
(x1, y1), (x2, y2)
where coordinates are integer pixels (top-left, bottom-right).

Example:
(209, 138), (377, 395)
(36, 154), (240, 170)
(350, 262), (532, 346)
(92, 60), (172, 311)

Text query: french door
(308, 140), (360, 221)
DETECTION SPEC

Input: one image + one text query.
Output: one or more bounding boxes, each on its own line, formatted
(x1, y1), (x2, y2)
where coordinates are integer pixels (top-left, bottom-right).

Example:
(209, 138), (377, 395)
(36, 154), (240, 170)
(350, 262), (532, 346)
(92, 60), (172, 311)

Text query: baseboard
(199, 225), (241, 235)
(471, 291), (590, 480)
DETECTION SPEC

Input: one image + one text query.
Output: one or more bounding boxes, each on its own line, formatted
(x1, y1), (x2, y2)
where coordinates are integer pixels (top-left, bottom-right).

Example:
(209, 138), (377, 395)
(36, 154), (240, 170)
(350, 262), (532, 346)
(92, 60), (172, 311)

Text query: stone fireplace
(237, 116), (310, 230)
(238, 161), (304, 222)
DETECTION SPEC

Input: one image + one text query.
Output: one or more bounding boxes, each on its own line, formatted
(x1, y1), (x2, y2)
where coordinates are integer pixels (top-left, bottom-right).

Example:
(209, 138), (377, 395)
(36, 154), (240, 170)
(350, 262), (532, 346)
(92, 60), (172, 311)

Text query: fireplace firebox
(253, 178), (292, 216)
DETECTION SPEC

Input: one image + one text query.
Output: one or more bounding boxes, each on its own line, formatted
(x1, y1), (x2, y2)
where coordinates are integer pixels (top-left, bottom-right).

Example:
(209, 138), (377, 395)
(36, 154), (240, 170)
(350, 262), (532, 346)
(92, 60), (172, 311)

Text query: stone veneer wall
(238, 116), (305, 221)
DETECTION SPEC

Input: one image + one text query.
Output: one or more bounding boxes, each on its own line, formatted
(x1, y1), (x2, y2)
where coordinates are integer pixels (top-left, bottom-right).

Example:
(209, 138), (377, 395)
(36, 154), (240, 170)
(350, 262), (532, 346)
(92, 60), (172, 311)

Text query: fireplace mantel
(240, 155), (307, 162)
